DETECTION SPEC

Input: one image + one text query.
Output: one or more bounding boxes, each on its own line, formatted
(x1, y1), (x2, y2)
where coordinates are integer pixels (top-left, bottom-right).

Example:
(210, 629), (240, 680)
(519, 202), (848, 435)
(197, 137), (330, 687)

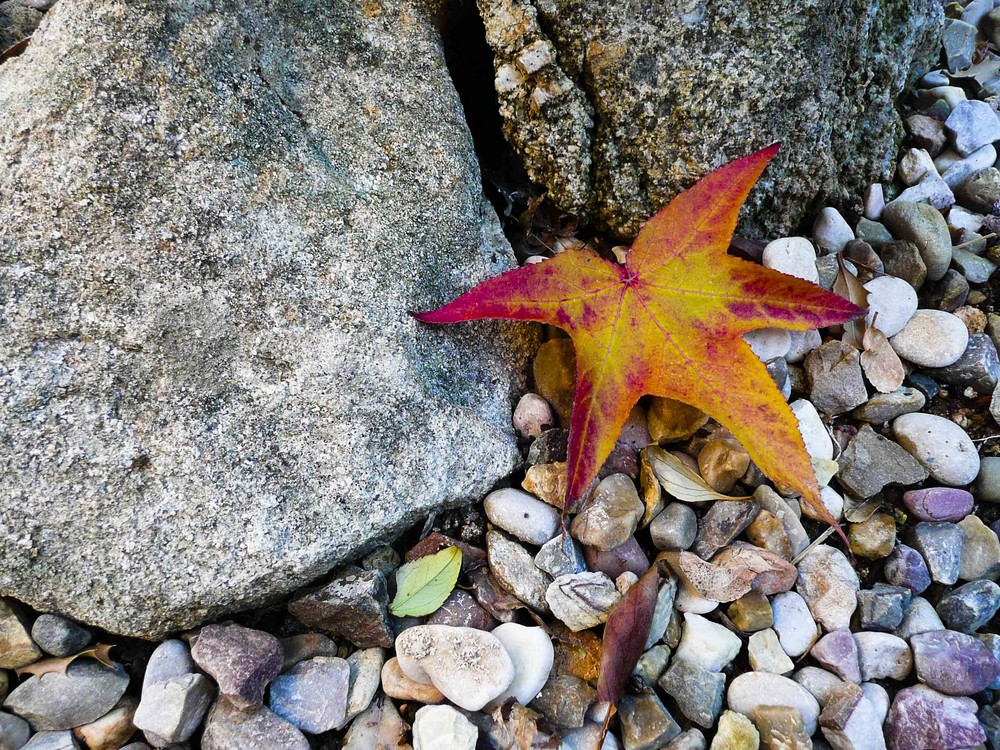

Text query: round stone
(762, 237), (819, 282)
(744, 328), (791, 362)
(412, 705), (477, 750)
(864, 275), (918, 337)
(893, 413), (980, 486)
(911, 630), (1000, 696)
(890, 310), (970, 368)
(795, 546), (859, 631)
(771, 592), (818, 658)
(902, 487), (974, 522)
(484, 488), (561, 546)
(488, 624), (553, 707)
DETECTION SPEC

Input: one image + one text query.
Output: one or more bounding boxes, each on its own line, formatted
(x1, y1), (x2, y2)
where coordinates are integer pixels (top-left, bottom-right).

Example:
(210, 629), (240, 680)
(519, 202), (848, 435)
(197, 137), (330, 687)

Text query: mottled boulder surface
(479, 0), (943, 238)
(0, 0), (535, 637)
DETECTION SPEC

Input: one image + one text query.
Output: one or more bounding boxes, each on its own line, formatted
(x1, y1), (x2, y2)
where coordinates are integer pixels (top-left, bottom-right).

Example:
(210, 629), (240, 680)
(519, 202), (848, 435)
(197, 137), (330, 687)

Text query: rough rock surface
(0, 0), (536, 637)
(477, 0), (942, 238)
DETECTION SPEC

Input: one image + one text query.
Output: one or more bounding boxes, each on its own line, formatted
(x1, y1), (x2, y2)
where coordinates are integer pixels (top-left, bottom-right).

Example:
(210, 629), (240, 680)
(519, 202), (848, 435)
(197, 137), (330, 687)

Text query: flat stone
(881, 241), (927, 290)
(534, 534), (587, 578)
(633, 644), (672, 688)
(692, 500), (759, 560)
(893, 413), (980, 487)
(973, 456), (1000, 502)
(201, 699), (308, 750)
(924, 333), (1000, 394)
(854, 632), (912, 681)
(727, 672), (821, 735)
(658, 657), (725, 728)
(805, 341), (869, 415)
(288, 567), (394, 649)
(958, 515), (1000, 581)
(545, 572), (620, 632)
(811, 628), (862, 683)
(890, 311), (970, 368)
(946, 100), (1000, 156)
(883, 543), (932, 594)
(837, 425), (929, 498)
(30, 616), (91, 659)
(911, 522), (965, 585)
(795, 545), (860, 631)
(190, 624), (282, 709)
(903, 488), (974, 522)
(895, 596), (946, 640)
(852, 387), (925, 424)
(911, 630), (1000, 696)
(484, 488), (561, 546)
(0, 601), (40, 669)
(342, 648), (384, 725)
(881, 201), (953, 282)
(674, 613), (742, 673)
(794, 666), (850, 706)
(754, 486), (810, 559)
(771, 592), (817, 658)
(395, 625), (515, 712)
(618, 693), (681, 750)
(666, 729), (707, 750)
(885, 685), (986, 750)
(936, 579), (1000, 633)
(134, 674), (213, 745)
(0, 711), (30, 750)
(487, 531), (551, 613)
(747, 629), (794, 675)
(426, 590), (494, 631)
(952, 247), (999, 285)
(645, 578), (678, 649)
(412, 705), (477, 750)
(3, 661), (129, 731)
(571, 474), (643, 551)
(268, 657), (349, 734)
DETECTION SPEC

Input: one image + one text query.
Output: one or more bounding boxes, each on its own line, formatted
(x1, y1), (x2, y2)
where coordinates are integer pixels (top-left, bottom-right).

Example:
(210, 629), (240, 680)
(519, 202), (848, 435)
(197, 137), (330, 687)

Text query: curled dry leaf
(491, 701), (559, 750)
(843, 494), (883, 524)
(860, 318), (905, 394)
(646, 447), (752, 503)
(833, 255), (869, 350)
(639, 448), (664, 526)
(659, 550), (755, 603)
(711, 542), (798, 596)
(16, 644), (115, 678)
(596, 564), (661, 720)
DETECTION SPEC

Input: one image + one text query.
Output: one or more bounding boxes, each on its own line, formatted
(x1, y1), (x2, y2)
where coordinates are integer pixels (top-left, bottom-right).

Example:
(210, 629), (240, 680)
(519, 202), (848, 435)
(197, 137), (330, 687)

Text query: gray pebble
(30, 615), (91, 658)
(943, 18), (978, 72)
(911, 522), (965, 585)
(813, 208), (855, 255)
(805, 341), (868, 415)
(650, 503), (698, 551)
(852, 387), (925, 424)
(952, 247), (998, 284)
(837, 425), (928, 499)
(201, 699), (308, 750)
(880, 240), (927, 290)
(890, 310), (969, 368)
(946, 100), (1000, 157)
(190, 624), (282, 710)
(0, 710), (30, 750)
(659, 658), (724, 729)
(21, 732), (78, 750)
(881, 201), (953, 282)
(956, 167), (1000, 211)
(134, 673), (214, 746)
(923, 269), (970, 312)
(534, 534), (587, 578)
(924, 333), (1000, 394)
(936, 580), (1000, 633)
(973, 456), (1000, 502)
(2, 661), (129, 731)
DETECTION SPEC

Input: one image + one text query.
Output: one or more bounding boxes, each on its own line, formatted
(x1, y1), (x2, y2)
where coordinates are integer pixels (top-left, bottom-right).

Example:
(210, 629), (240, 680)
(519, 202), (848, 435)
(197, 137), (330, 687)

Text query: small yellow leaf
(390, 545), (462, 617)
(646, 447), (751, 503)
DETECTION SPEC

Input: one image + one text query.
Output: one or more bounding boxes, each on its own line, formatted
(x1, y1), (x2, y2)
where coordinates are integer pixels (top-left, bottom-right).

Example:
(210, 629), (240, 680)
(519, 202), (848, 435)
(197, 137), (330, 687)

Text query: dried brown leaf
(833, 256), (869, 349)
(861, 320), (904, 393)
(17, 644), (115, 678)
(661, 550), (756, 602)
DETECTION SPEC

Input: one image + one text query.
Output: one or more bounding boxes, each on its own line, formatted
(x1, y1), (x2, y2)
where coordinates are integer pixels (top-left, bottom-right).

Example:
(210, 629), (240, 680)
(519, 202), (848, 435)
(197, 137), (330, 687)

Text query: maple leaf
(413, 145), (863, 527)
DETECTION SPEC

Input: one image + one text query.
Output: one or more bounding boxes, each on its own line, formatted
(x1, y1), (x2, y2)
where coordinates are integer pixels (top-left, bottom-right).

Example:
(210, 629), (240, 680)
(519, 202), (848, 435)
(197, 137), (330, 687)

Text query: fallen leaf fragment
(17, 643), (115, 678)
(390, 546), (462, 617)
(646, 447), (751, 503)
(860, 318), (905, 393)
(659, 550), (755, 603)
(833, 256), (870, 350)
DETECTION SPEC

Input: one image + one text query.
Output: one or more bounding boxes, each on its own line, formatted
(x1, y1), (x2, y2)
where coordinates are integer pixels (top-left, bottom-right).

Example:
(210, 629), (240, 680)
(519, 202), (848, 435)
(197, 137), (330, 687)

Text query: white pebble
(675, 613), (741, 672)
(889, 310), (969, 368)
(727, 673), (821, 735)
(863, 276), (918, 337)
(413, 705), (477, 750)
(484, 488), (561, 546)
(893, 413), (980, 486)
(771, 591), (818, 658)
(813, 207), (855, 255)
(791, 399), (833, 461)
(897, 148), (939, 186)
(762, 237), (819, 283)
(489, 624), (553, 707)
(744, 328), (791, 362)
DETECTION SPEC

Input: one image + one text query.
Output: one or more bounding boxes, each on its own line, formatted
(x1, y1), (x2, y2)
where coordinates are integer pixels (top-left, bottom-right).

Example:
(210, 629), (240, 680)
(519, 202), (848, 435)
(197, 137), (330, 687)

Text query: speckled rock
(795, 546), (860, 631)
(201, 699), (308, 750)
(487, 531), (551, 613)
(893, 413), (980, 487)
(3, 662), (130, 731)
(911, 630), (1000, 696)
(191, 624), (282, 710)
(805, 341), (869, 415)
(885, 685), (986, 750)
(838, 425), (929, 498)
(0, 0), (536, 638)
(477, 0), (942, 239)
(890, 311), (970, 368)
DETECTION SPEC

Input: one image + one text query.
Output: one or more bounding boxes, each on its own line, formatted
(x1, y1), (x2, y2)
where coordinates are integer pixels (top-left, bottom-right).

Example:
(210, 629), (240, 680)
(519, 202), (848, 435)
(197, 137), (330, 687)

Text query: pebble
(747, 629), (794, 675)
(881, 201), (952, 282)
(837, 425), (928, 498)
(862, 682), (890, 724)
(856, 217), (894, 248)
(395, 625), (514, 711)
(560, 724), (621, 750)
(532, 675), (595, 728)
(134, 673), (213, 745)
(744, 328), (792, 362)
(489, 624), (553, 706)
(911, 521), (965, 585)
(190, 624), (282, 710)
(805, 341), (869, 415)
(883, 543), (932, 594)
(943, 18), (978, 72)
(268, 657), (349, 734)
(880, 240), (927, 290)
(0, 601), (41, 669)
(650, 503), (698, 550)
(952, 247), (999, 284)
(21, 733), (79, 750)
(895, 596), (946, 640)
(487, 531), (552, 612)
(813, 207), (855, 255)
(936, 579), (1000, 633)
(857, 584), (910, 632)
(762, 237), (818, 282)
(898, 147), (939, 185)
(852, 387), (925, 424)
(791, 399), (833, 460)
(380, 657), (445, 704)
(973, 456), (1000, 502)
(201, 699), (308, 750)
(854, 632), (912, 681)
(819, 683), (886, 750)
(412, 705), (477, 750)
(0, 711), (30, 750)
(907, 114), (947, 156)
(571, 474), (643, 551)
(288, 567), (394, 648)
(697, 438), (750, 493)
(811, 628), (862, 683)
(794, 666), (849, 706)
(911, 630), (1000, 696)
(890, 310), (970, 368)
(795, 545), (860, 631)
(864, 276), (918, 337)
(924, 269), (969, 312)
(946, 99), (1000, 156)
(754, 705), (814, 749)
(343, 648), (382, 724)
(924, 332), (1000, 393)
(849, 512), (897, 559)
(728, 590), (774, 632)
(618, 693), (681, 750)
(279, 634), (339, 672)
(893, 412), (980, 486)
(3, 661), (129, 731)
(958, 515), (1000, 581)
(633, 644), (671, 687)
(692, 499), (759, 559)
(710, 711), (759, 750)
(341, 698), (408, 750)
(771, 591), (817, 658)
(674, 613), (742, 672)
(362, 546), (401, 580)
(941, 144), (997, 188)
(426, 590), (494, 630)
(885, 685), (986, 750)
(658, 657), (725, 728)
(645, 579), (678, 649)
(484, 488), (561, 546)
(30, 615), (91, 658)
(666, 729), (707, 750)
(535, 534), (587, 578)
(727, 672), (821, 735)
(513, 393), (555, 438)
(647, 398), (709, 443)
(583, 536), (649, 579)
(545, 572), (620, 632)
(785, 329), (822, 364)
(903, 487), (974, 522)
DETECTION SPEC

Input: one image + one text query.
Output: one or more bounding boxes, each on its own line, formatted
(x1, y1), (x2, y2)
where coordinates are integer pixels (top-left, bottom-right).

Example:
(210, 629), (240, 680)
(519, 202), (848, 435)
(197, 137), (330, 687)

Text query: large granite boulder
(0, 0), (535, 637)
(478, 0), (943, 239)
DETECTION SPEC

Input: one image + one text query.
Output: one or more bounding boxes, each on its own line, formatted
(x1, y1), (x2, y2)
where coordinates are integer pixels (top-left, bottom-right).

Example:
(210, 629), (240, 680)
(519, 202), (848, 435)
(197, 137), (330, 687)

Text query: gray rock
(666, 729), (707, 750)
(924, 333), (1000, 394)
(813, 208), (856, 255)
(880, 240), (928, 289)
(425, 590), (494, 631)
(618, 693), (681, 750)
(650, 503), (698, 551)
(534, 534), (586, 578)
(3, 661), (129, 731)
(0, 1), (41, 49)
(952, 247), (999, 285)
(857, 584), (910, 632)
(692, 500), (759, 560)
(29, 616), (90, 658)
(545, 572), (619, 632)
(478, 0), (942, 239)
(133, 674), (214, 746)
(658, 658), (724, 729)
(922, 269), (970, 312)
(895, 596), (946, 639)
(0, 711), (30, 750)
(943, 18), (978, 72)
(288, 567), (393, 649)
(911, 522), (965, 585)
(957, 167), (1000, 212)
(21, 732), (78, 750)
(936, 580), (1000, 633)
(893, 412), (980, 487)
(570, 474), (643, 552)
(0, 0), (534, 638)
(530, 675), (594, 729)
(946, 101), (1000, 157)
(890, 175), (956, 210)
(201, 699), (308, 750)
(190, 624), (282, 709)
(881, 201), (953, 282)
(941, 144), (998, 188)
(796, 546), (860, 632)
(805, 341), (869, 415)
(143, 641), (196, 689)
(837, 425), (929, 498)
(856, 218), (894, 249)
(973, 456), (1000, 502)
(852, 387), (925, 424)
(487, 531), (551, 613)
(269, 657), (349, 734)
